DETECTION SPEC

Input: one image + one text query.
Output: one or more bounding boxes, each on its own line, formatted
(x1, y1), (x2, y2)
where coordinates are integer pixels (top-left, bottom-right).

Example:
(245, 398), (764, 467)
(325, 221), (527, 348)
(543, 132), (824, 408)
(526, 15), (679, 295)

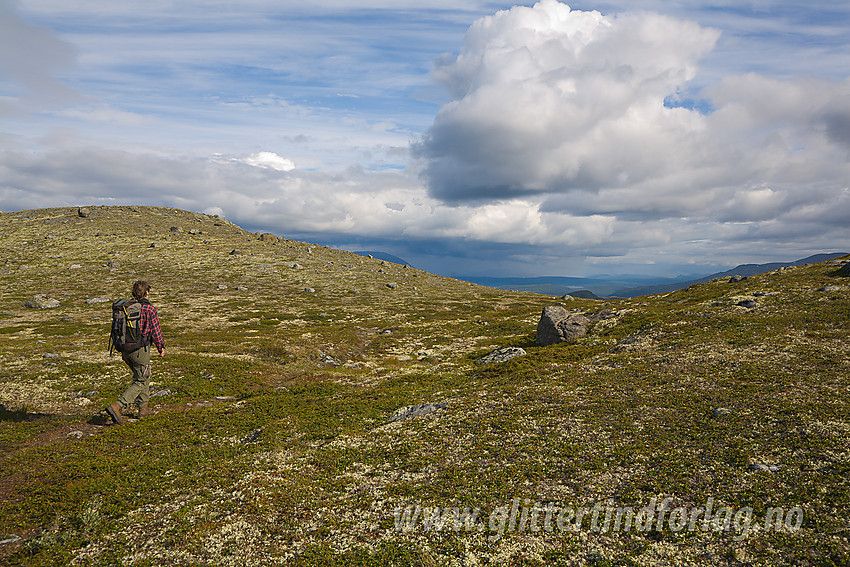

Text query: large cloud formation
(416, 0), (850, 231)
(2, 0), (849, 277)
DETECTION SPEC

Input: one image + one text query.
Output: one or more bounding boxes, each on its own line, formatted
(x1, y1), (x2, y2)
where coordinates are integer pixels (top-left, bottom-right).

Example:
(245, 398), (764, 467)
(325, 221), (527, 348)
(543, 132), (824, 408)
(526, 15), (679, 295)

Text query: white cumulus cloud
(241, 151), (296, 171)
(416, 0), (720, 201)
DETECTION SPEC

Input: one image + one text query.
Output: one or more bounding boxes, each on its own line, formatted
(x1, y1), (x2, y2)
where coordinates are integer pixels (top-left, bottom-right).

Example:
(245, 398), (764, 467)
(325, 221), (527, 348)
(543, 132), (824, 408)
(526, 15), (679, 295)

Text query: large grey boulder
(536, 306), (589, 346)
(837, 263), (850, 277)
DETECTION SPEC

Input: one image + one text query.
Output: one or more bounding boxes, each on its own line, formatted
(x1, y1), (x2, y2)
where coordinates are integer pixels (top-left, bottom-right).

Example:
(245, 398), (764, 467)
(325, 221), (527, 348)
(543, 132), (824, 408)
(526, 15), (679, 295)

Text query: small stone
(259, 233), (278, 242)
(77, 207), (90, 218)
(42, 353), (60, 359)
(68, 264), (82, 269)
(106, 260), (119, 268)
(85, 297), (111, 304)
(476, 347), (527, 365)
(229, 249), (243, 255)
(819, 286), (841, 292)
(290, 263), (303, 269)
(380, 330), (393, 335)
(320, 354), (340, 366)
(304, 288), (316, 293)
(241, 429), (262, 444)
(712, 408), (732, 419)
(0, 534), (21, 545)
(151, 389), (172, 397)
(67, 430), (85, 439)
(188, 228), (200, 235)
(25, 295), (60, 309)
(169, 226), (182, 232)
(561, 294), (575, 301)
(217, 284), (227, 290)
(390, 403), (447, 423)
(236, 286), (247, 291)
(149, 243), (157, 248)
(749, 464), (782, 473)
(386, 283), (398, 289)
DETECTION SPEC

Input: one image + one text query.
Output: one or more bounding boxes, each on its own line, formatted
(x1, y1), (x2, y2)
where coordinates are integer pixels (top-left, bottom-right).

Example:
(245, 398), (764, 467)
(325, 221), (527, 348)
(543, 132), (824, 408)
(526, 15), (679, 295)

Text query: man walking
(106, 281), (165, 424)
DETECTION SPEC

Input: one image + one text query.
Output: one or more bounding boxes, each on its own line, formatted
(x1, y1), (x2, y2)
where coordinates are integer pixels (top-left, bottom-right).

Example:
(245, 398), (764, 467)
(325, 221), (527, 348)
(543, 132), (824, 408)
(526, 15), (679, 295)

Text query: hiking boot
(106, 402), (124, 425)
(138, 402), (152, 418)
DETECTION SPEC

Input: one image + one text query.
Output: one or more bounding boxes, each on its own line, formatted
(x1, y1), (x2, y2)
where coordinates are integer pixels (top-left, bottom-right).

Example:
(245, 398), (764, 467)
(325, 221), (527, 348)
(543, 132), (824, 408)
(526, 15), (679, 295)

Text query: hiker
(105, 281), (165, 424)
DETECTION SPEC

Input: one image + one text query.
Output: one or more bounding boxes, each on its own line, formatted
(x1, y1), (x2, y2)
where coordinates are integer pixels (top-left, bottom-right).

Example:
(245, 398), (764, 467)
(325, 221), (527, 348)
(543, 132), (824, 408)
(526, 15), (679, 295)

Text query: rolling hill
(0, 206), (848, 566)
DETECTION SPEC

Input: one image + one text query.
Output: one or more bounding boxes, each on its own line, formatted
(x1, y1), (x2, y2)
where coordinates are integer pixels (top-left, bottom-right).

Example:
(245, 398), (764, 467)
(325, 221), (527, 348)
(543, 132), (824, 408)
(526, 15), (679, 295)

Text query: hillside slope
(0, 206), (848, 566)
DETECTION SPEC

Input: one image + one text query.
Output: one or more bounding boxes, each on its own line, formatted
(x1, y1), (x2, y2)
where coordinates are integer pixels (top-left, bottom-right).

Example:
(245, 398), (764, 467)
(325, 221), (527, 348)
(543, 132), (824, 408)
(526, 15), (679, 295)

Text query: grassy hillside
(0, 206), (848, 566)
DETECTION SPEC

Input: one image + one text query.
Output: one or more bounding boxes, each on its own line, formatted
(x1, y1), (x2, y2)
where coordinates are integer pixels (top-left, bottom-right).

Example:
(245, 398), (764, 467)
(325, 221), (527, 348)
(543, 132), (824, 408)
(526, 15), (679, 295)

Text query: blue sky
(1, 0), (849, 277)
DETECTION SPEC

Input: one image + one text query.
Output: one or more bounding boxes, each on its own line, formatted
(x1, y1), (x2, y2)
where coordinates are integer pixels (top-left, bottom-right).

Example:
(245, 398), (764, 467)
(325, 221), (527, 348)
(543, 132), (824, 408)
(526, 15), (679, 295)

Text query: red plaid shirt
(138, 299), (165, 353)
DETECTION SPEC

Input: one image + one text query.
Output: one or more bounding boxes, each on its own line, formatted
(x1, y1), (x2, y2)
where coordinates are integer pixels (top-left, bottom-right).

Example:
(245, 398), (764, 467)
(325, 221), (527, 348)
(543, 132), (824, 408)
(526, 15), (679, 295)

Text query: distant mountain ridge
(611, 253), (848, 297)
(462, 253), (848, 298)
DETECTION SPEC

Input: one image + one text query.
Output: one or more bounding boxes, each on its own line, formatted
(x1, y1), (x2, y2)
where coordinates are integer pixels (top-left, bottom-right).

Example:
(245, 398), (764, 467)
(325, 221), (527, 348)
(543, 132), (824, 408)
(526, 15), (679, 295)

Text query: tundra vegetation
(0, 206), (847, 566)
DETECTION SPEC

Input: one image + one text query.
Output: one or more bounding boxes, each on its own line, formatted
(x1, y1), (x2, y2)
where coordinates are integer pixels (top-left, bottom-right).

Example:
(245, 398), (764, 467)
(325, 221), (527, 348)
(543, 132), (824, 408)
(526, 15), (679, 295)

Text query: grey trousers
(118, 345), (152, 408)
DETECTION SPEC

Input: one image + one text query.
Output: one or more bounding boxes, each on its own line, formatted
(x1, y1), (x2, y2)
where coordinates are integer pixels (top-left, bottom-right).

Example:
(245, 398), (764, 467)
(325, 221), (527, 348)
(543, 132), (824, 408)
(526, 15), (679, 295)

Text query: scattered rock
(85, 297), (111, 304)
(536, 306), (589, 346)
(476, 347), (527, 365)
(838, 263), (850, 277)
(737, 299), (757, 309)
(561, 294), (575, 301)
(149, 243), (157, 248)
(712, 408), (732, 419)
(319, 353), (340, 366)
(217, 284), (227, 290)
(106, 260), (119, 268)
(68, 264), (82, 269)
(151, 389), (172, 397)
(386, 283), (398, 289)
(390, 403), (447, 423)
(587, 309), (616, 322)
(304, 288), (316, 293)
(25, 294), (60, 309)
(77, 207), (90, 218)
(728, 275), (747, 283)
(169, 226), (182, 233)
(749, 464), (782, 473)
(380, 330), (393, 335)
(259, 233), (278, 242)
(236, 285), (247, 291)
(819, 286), (841, 292)
(67, 430), (85, 439)
(290, 263), (303, 269)
(241, 429), (263, 444)
(0, 534), (20, 545)
(42, 353), (60, 359)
